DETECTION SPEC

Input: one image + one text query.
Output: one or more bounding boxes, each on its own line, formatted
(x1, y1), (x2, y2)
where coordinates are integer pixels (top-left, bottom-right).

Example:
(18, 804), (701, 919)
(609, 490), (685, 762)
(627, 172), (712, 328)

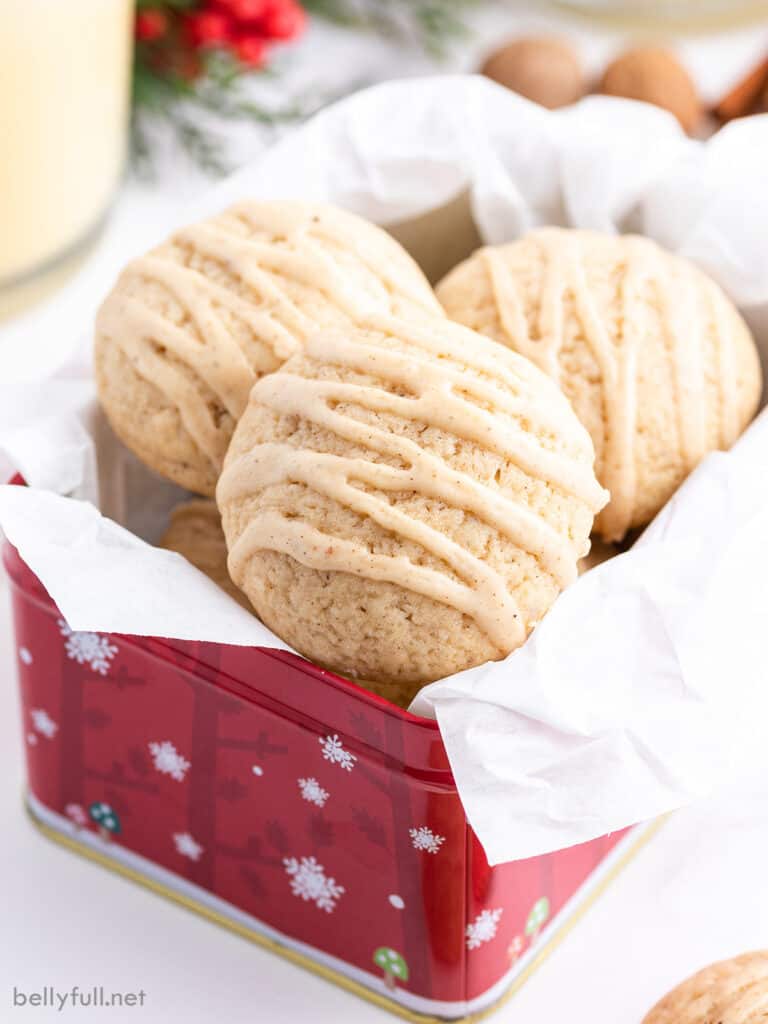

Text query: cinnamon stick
(713, 55), (768, 122)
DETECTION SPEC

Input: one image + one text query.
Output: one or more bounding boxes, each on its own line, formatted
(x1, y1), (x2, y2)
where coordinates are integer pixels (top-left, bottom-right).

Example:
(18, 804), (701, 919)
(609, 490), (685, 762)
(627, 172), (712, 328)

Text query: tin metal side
(25, 794), (663, 1022)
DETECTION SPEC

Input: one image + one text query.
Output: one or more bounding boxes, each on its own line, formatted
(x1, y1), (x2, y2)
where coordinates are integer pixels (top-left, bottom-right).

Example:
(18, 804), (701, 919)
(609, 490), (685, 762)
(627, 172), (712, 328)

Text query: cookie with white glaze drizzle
(437, 228), (762, 542)
(95, 200), (443, 496)
(216, 315), (606, 688)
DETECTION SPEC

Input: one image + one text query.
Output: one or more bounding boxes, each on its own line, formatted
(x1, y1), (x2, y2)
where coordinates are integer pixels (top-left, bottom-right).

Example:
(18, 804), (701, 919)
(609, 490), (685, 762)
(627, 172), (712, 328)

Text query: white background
(3, 3), (768, 1021)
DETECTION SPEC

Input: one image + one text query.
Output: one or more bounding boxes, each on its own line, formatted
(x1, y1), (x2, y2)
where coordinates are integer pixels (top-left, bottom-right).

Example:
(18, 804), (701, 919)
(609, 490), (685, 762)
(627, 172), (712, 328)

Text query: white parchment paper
(3, 76), (768, 864)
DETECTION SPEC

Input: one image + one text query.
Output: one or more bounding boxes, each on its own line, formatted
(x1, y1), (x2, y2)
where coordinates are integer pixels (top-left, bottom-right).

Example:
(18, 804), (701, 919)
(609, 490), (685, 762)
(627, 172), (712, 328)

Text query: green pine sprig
(131, 0), (477, 175)
(302, 0), (476, 57)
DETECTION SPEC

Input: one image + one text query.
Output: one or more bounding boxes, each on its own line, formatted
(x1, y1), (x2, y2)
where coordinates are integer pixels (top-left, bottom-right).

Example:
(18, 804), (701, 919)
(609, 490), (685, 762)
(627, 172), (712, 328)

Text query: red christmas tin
(6, 540), (655, 1020)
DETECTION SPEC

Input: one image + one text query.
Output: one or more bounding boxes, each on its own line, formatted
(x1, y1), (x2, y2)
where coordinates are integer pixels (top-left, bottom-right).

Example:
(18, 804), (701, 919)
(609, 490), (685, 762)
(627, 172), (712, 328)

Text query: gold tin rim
(25, 798), (664, 1023)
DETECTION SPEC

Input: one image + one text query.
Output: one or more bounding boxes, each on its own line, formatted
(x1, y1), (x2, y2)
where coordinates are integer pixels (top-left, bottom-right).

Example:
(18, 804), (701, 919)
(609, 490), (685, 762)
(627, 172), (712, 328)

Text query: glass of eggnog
(0, 0), (133, 290)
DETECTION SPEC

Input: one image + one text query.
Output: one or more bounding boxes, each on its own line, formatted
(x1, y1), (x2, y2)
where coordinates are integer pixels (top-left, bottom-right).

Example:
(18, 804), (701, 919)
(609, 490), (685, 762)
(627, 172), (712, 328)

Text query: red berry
(227, 0), (271, 22)
(234, 35), (268, 67)
(262, 0), (306, 40)
(184, 10), (232, 48)
(135, 9), (168, 42)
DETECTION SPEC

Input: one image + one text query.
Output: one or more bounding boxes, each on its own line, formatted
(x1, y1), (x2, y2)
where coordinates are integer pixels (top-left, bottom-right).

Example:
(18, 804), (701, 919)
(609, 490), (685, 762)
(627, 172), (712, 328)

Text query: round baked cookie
(216, 315), (607, 689)
(643, 952), (768, 1024)
(578, 536), (618, 574)
(436, 228), (762, 541)
(160, 499), (251, 610)
(95, 200), (443, 496)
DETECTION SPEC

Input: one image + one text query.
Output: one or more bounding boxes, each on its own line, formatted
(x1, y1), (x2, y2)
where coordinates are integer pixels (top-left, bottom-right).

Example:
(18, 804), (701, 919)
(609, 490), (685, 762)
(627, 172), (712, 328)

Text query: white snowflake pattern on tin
(30, 708), (58, 739)
(298, 777), (329, 808)
(19, 647), (32, 665)
(466, 908), (503, 950)
(283, 856), (344, 913)
(319, 734), (356, 771)
(58, 619), (117, 675)
(388, 894), (405, 910)
(148, 740), (190, 782)
(27, 733), (37, 746)
(409, 826), (445, 855)
(173, 832), (203, 861)
(251, 765), (263, 776)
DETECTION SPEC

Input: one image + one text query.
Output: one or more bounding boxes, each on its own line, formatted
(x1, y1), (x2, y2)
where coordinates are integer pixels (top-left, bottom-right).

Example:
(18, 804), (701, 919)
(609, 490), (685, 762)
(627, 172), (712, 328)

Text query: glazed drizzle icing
(98, 203), (440, 472)
(218, 318), (607, 652)
(482, 230), (739, 541)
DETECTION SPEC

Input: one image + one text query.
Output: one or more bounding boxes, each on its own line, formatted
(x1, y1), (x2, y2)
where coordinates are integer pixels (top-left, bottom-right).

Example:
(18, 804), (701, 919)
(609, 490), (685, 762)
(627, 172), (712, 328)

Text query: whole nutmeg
(599, 46), (701, 134)
(481, 36), (586, 110)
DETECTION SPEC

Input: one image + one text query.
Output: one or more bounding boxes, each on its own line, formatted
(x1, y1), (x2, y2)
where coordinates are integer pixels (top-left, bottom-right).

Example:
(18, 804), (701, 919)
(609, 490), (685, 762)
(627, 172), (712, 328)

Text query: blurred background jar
(555, 0), (767, 28)
(0, 0), (133, 294)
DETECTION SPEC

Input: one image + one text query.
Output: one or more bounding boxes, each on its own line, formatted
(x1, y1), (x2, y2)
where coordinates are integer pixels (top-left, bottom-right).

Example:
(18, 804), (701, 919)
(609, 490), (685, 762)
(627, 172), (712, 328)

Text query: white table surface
(3, 5), (768, 1021)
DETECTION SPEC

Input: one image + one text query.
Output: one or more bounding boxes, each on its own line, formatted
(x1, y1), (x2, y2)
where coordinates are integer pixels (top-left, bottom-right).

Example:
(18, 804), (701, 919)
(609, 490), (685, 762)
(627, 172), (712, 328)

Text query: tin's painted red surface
(5, 541), (627, 1006)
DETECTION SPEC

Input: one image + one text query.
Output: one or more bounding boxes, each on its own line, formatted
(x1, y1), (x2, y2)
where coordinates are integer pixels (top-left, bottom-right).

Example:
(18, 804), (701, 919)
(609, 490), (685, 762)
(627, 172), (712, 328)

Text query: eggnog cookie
(216, 315), (606, 687)
(95, 201), (442, 496)
(437, 229), (762, 541)
(643, 952), (768, 1024)
(160, 499), (251, 609)
(578, 536), (618, 574)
